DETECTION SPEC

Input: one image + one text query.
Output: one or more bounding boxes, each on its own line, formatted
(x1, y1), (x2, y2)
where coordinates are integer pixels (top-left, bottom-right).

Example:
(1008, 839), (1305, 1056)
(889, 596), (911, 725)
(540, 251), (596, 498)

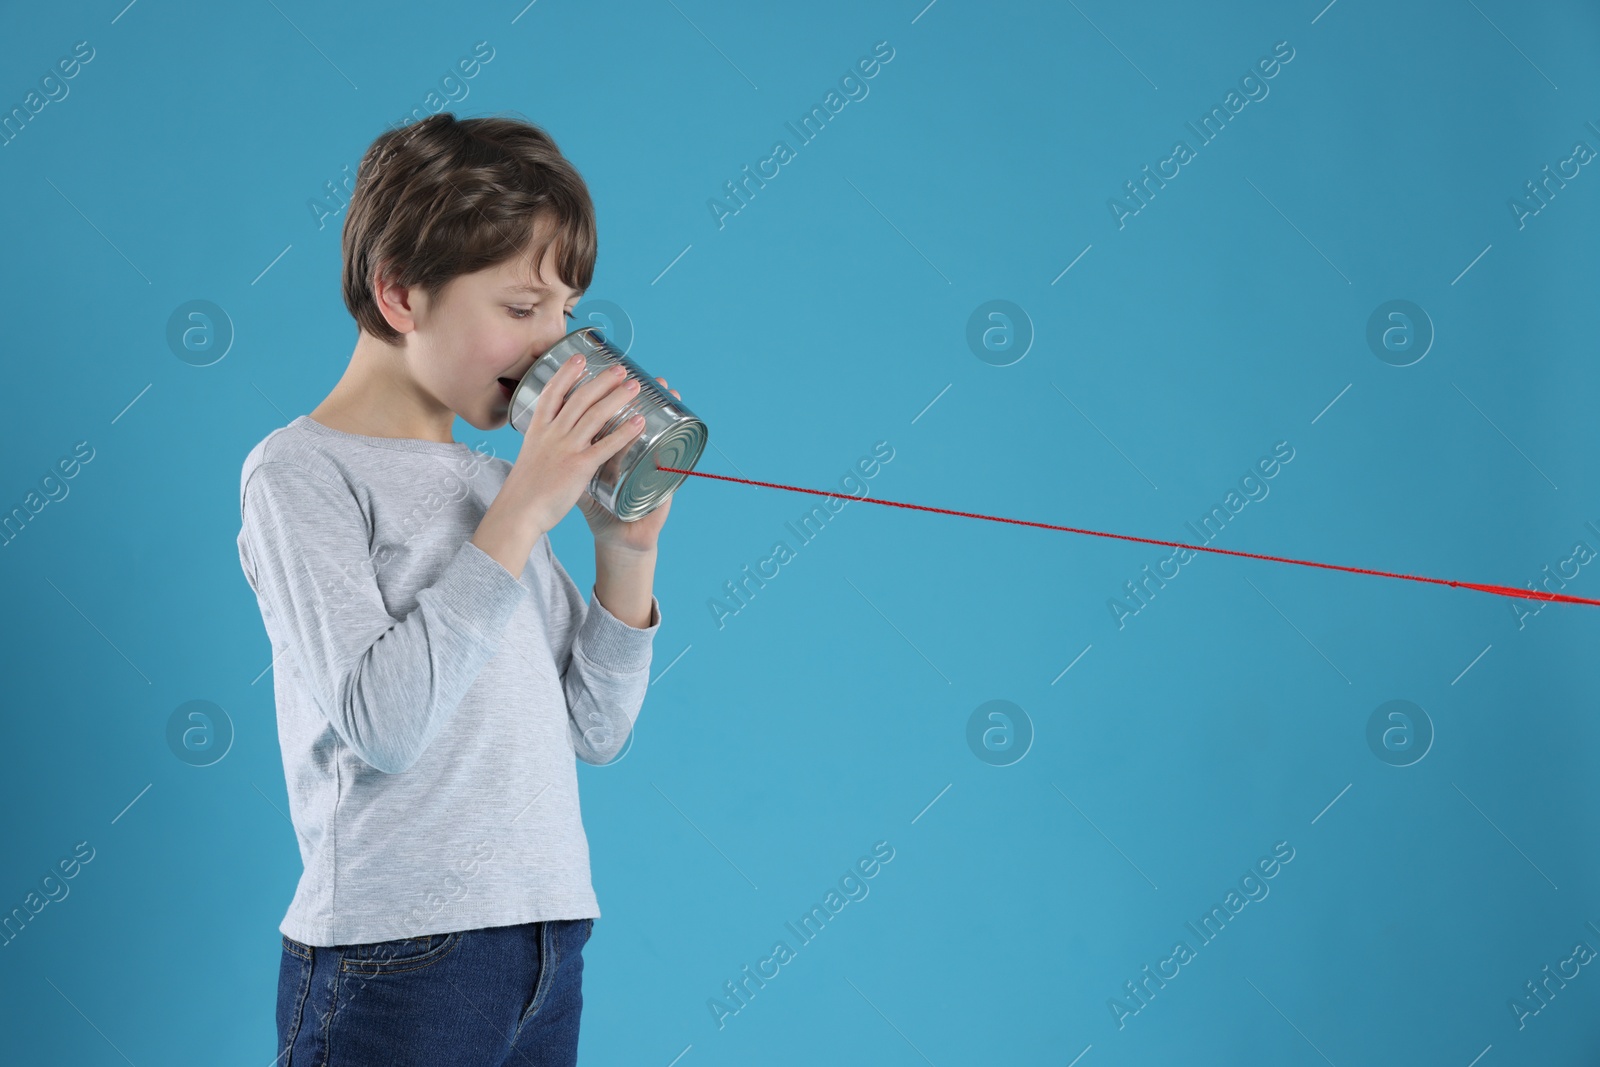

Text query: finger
(534, 353), (592, 424)
(586, 409), (648, 462)
(555, 362), (631, 433)
(575, 376), (642, 444)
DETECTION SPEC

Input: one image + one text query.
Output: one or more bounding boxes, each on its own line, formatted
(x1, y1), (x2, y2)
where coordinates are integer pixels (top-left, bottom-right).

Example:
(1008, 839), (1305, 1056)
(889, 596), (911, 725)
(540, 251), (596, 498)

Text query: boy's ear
(372, 262), (420, 336)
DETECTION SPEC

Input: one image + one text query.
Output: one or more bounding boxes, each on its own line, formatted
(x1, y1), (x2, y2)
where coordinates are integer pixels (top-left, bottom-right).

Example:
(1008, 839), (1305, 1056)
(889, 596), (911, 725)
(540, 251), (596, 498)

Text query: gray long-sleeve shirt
(236, 415), (660, 947)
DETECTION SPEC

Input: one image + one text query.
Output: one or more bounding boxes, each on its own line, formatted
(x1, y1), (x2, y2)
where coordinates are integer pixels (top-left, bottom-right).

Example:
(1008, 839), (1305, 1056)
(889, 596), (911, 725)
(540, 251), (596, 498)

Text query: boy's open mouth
(496, 377), (518, 400)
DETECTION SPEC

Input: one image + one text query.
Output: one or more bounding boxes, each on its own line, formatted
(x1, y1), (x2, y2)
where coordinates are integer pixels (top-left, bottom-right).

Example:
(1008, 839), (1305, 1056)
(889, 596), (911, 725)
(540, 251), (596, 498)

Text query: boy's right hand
(502, 353), (647, 538)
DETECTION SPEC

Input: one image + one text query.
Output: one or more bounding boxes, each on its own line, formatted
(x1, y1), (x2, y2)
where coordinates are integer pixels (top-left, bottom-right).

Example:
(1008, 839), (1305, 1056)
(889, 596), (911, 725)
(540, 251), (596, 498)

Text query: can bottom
(609, 419), (708, 522)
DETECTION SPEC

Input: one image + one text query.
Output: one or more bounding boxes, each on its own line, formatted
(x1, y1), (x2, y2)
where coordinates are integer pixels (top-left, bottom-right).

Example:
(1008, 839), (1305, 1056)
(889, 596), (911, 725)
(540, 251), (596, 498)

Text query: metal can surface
(507, 326), (708, 522)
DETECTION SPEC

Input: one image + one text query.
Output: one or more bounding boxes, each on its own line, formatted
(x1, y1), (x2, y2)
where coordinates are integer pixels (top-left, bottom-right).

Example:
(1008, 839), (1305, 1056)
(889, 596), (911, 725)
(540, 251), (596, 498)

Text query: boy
(236, 112), (683, 1065)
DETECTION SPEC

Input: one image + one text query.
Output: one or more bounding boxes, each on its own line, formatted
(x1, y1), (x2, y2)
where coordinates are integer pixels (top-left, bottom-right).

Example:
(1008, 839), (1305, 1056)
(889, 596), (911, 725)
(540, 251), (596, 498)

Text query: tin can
(507, 326), (708, 522)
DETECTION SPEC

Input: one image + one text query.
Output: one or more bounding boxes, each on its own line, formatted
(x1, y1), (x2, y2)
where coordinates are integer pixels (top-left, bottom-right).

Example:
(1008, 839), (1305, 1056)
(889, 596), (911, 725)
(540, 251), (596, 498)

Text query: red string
(656, 466), (1600, 609)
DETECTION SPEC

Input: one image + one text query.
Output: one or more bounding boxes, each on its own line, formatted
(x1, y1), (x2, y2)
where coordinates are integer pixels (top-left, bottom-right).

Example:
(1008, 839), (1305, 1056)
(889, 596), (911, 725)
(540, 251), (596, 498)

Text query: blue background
(2, 0), (1598, 1063)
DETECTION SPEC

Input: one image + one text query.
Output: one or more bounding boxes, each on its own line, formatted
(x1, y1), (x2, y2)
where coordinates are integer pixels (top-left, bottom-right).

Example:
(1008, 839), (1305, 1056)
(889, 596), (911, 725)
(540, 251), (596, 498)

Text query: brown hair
(341, 112), (596, 344)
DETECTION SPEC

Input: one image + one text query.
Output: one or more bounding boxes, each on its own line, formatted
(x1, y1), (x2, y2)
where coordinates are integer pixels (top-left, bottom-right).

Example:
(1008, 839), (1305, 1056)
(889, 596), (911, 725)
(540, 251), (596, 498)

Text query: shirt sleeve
(543, 535), (661, 765)
(238, 459), (530, 774)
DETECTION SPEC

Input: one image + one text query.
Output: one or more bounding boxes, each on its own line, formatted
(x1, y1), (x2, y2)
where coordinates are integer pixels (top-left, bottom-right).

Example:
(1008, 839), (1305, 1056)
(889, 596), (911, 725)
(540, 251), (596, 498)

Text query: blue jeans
(276, 918), (592, 1066)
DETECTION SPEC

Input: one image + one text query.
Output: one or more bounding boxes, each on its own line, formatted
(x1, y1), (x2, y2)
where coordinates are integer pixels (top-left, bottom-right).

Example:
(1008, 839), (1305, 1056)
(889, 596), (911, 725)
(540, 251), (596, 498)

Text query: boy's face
(398, 215), (583, 432)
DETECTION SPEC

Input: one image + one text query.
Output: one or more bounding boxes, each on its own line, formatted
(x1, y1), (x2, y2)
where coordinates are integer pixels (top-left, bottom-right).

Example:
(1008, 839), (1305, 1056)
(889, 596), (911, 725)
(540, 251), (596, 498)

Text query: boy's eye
(508, 307), (578, 321)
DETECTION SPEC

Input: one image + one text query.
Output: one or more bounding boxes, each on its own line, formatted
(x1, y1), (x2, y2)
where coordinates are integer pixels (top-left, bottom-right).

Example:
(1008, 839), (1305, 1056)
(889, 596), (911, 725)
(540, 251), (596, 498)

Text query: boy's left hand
(578, 377), (681, 554)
